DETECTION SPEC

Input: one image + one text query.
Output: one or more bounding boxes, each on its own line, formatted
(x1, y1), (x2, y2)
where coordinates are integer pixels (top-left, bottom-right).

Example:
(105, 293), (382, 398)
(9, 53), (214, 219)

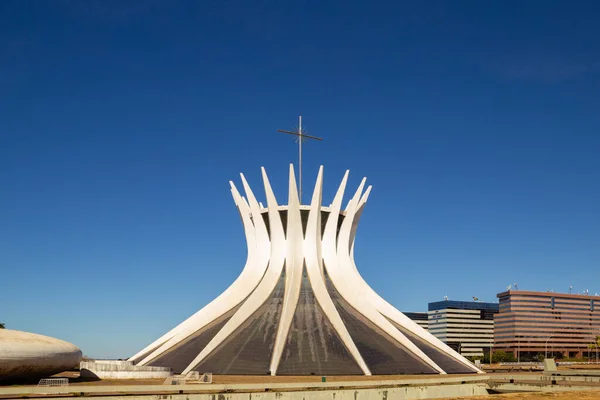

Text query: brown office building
(495, 290), (600, 359)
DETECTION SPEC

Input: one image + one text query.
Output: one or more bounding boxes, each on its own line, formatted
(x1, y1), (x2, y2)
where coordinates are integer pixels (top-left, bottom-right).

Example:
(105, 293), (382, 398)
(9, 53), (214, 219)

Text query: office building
(404, 312), (429, 330)
(495, 290), (600, 359)
(428, 300), (499, 358)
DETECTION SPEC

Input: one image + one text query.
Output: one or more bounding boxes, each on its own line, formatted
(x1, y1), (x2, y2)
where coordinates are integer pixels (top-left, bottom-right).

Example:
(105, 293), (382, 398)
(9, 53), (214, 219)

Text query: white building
(404, 312), (429, 331)
(428, 300), (498, 358)
(130, 166), (481, 375)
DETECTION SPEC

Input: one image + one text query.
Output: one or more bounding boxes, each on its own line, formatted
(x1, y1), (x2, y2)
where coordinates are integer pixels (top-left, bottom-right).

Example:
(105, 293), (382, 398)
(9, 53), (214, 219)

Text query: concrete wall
(80, 385), (487, 400)
(80, 360), (172, 379)
(0, 383), (488, 400)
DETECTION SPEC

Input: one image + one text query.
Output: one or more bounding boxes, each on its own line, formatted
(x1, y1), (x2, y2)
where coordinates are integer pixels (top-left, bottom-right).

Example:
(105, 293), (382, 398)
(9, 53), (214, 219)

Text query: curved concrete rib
(326, 179), (445, 374)
(269, 165), (305, 375)
(311, 169), (371, 375)
(345, 190), (481, 374)
(133, 164), (482, 375)
(182, 170), (285, 374)
(348, 186), (372, 272)
(132, 182), (266, 364)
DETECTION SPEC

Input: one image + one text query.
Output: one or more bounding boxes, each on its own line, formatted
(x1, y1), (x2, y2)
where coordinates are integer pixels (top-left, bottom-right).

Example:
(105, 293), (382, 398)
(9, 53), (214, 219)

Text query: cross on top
(278, 116), (323, 203)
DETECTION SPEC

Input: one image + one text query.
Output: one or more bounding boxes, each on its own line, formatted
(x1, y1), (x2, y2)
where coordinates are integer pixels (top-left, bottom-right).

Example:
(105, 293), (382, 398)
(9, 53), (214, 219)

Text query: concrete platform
(545, 370), (600, 377)
(3, 373), (600, 400)
(0, 375), (489, 399)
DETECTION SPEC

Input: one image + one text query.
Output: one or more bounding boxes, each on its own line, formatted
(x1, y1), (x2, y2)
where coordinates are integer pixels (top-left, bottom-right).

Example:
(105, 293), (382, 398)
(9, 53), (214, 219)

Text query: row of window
(495, 326), (600, 334)
(495, 337), (600, 343)
(496, 317), (600, 325)
(501, 303), (596, 313)
(495, 322), (600, 331)
(501, 297), (595, 311)
(495, 314), (600, 324)
(499, 307), (600, 315)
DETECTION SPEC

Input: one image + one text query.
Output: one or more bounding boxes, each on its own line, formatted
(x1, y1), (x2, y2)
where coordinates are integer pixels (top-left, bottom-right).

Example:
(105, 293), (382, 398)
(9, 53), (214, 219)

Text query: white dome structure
(0, 329), (82, 382)
(130, 165), (481, 376)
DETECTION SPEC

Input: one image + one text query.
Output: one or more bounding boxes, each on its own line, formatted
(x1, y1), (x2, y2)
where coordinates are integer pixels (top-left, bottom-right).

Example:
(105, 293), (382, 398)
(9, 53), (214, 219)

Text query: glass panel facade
(326, 272), (438, 375)
(387, 319), (475, 374)
(148, 306), (238, 373)
(192, 268), (286, 374)
(277, 266), (362, 375)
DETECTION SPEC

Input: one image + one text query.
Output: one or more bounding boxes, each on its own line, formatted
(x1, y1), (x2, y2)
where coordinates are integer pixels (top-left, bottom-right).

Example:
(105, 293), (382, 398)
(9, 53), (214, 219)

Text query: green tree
(0, 322), (5, 329)
(588, 343), (596, 361)
(491, 350), (515, 363)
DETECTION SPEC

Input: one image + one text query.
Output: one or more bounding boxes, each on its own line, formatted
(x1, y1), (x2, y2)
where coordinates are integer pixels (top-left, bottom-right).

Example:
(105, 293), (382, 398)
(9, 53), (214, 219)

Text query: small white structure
(80, 360), (172, 380)
(0, 329), (82, 382)
(130, 165), (482, 376)
(38, 378), (69, 387)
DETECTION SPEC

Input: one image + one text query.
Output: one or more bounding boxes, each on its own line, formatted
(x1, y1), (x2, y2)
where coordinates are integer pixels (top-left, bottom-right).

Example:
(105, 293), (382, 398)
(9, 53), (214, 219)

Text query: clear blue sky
(1, 1), (599, 358)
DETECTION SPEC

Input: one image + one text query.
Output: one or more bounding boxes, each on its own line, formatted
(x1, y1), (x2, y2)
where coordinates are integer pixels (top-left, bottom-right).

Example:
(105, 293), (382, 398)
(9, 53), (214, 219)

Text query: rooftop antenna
(472, 296), (480, 302)
(444, 295), (449, 301)
(514, 283), (518, 291)
(507, 284), (512, 291)
(569, 285), (573, 294)
(278, 116), (323, 203)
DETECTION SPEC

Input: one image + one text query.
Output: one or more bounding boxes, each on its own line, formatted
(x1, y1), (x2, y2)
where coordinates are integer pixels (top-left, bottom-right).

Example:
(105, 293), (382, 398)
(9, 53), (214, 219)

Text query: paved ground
(440, 391), (600, 399)
(4, 368), (600, 399)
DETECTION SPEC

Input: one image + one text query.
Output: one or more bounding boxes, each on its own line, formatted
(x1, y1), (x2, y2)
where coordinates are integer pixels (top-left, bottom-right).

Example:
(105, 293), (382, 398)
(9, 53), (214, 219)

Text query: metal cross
(278, 116), (323, 203)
